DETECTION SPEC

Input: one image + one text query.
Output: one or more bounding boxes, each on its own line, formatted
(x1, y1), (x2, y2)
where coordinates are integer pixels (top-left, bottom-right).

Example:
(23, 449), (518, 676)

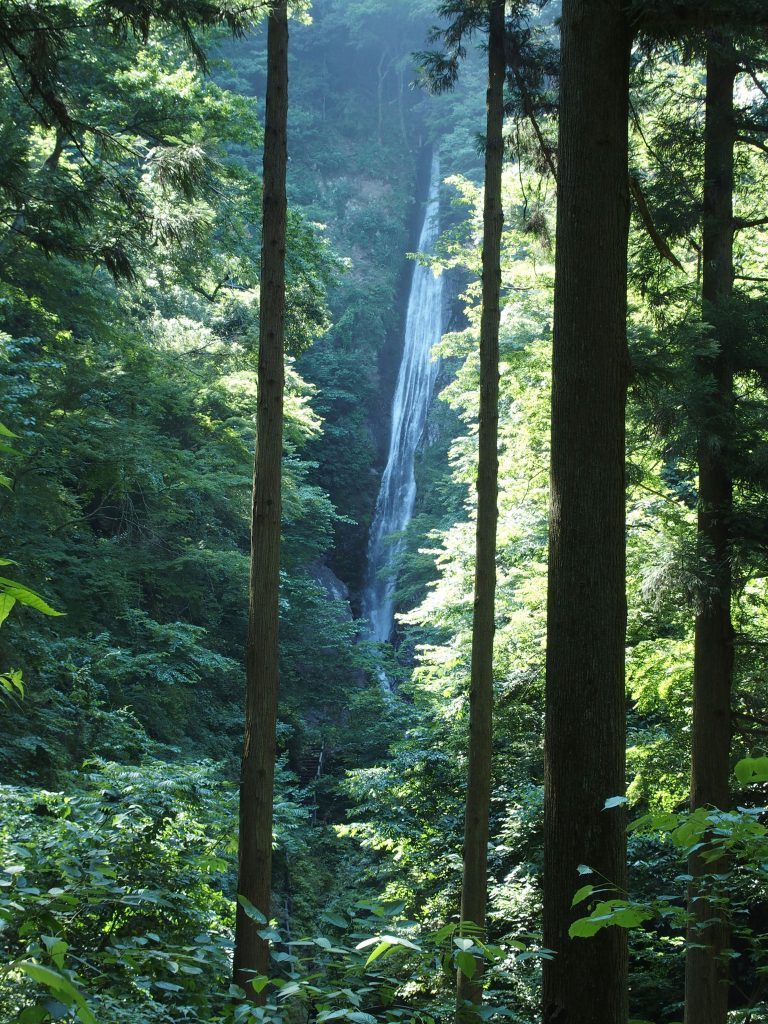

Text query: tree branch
(737, 135), (768, 156)
(736, 117), (768, 135)
(506, 57), (557, 181)
(733, 215), (768, 231)
(629, 174), (684, 270)
(745, 67), (768, 103)
(732, 709), (768, 730)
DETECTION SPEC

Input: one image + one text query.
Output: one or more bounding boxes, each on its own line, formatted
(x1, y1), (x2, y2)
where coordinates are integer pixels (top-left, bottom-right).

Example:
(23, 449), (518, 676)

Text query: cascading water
(361, 154), (444, 659)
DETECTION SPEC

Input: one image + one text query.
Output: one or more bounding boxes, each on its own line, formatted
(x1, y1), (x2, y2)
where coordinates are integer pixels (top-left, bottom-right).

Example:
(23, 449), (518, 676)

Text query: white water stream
(361, 155), (444, 653)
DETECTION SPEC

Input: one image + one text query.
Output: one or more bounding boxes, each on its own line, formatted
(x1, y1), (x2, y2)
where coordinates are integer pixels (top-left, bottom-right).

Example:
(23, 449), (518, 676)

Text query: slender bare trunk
(684, 42), (736, 1024)
(456, 1), (504, 1019)
(543, 1), (631, 1022)
(233, 0), (289, 998)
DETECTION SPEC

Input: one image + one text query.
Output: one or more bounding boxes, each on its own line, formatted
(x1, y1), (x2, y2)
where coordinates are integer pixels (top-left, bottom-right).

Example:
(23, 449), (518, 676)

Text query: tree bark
(684, 42), (736, 1024)
(233, 0), (288, 998)
(456, 0), (504, 1018)
(543, 2), (631, 1022)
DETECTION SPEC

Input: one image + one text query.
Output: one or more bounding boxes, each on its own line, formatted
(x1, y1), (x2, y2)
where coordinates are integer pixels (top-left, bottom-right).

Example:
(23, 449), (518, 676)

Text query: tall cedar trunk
(456, 0), (504, 1017)
(684, 43), (736, 1024)
(542, 2), (631, 1023)
(233, 0), (288, 997)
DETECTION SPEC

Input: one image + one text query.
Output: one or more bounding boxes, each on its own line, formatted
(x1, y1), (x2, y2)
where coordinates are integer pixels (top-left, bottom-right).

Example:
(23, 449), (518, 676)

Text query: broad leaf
(735, 756), (768, 785)
(455, 950), (476, 979)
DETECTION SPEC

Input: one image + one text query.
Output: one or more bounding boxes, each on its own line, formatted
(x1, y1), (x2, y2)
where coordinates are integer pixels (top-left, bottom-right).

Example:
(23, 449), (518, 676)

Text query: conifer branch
(629, 174), (684, 271)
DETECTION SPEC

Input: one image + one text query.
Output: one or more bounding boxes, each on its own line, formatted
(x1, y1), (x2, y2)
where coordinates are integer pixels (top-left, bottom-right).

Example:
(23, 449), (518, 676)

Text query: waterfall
(361, 154), (444, 653)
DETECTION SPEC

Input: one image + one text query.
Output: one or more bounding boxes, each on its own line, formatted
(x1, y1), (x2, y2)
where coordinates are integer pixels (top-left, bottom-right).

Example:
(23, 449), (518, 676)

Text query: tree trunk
(684, 42), (736, 1024)
(456, 0), (504, 1019)
(233, 0), (289, 998)
(542, 2), (631, 1022)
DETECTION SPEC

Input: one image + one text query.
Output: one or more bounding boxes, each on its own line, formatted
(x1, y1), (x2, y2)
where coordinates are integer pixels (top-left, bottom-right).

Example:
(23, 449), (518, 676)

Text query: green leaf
(276, 980), (301, 998)
(0, 578), (62, 616)
(1, 669), (24, 698)
(517, 949), (548, 962)
(356, 934), (420, 966)
(432, 922), (457, 943)
(18, 1009), (48, 1024)
(630, 811), (678, 833)
(735, 757), (768, 785)
(0, 593), (16, 626)
(482, 943), (505, 960)
(571, 884), (595, 907)
(356, 934), (419, 952)
(321, 912), (349, 928)
(237, 895), (267, 923)
(569, 917), (602, 939)
(19, 964), (68, 991)
(569, 899), (653, 939)
(609, 906), (653, 929)
(272, 951), (297, 963)
(18, 964), (96, 1024)
(456, 950), (476, 979)
(363, 940), (391, 966)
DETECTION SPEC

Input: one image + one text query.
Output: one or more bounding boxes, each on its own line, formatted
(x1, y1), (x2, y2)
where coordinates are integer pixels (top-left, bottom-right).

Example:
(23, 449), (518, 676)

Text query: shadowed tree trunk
(685, 40), (736, 1024)
(456, 1), (504, 1019)
(543, 1), (631, 1022)
(233, 0), (289, 998)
